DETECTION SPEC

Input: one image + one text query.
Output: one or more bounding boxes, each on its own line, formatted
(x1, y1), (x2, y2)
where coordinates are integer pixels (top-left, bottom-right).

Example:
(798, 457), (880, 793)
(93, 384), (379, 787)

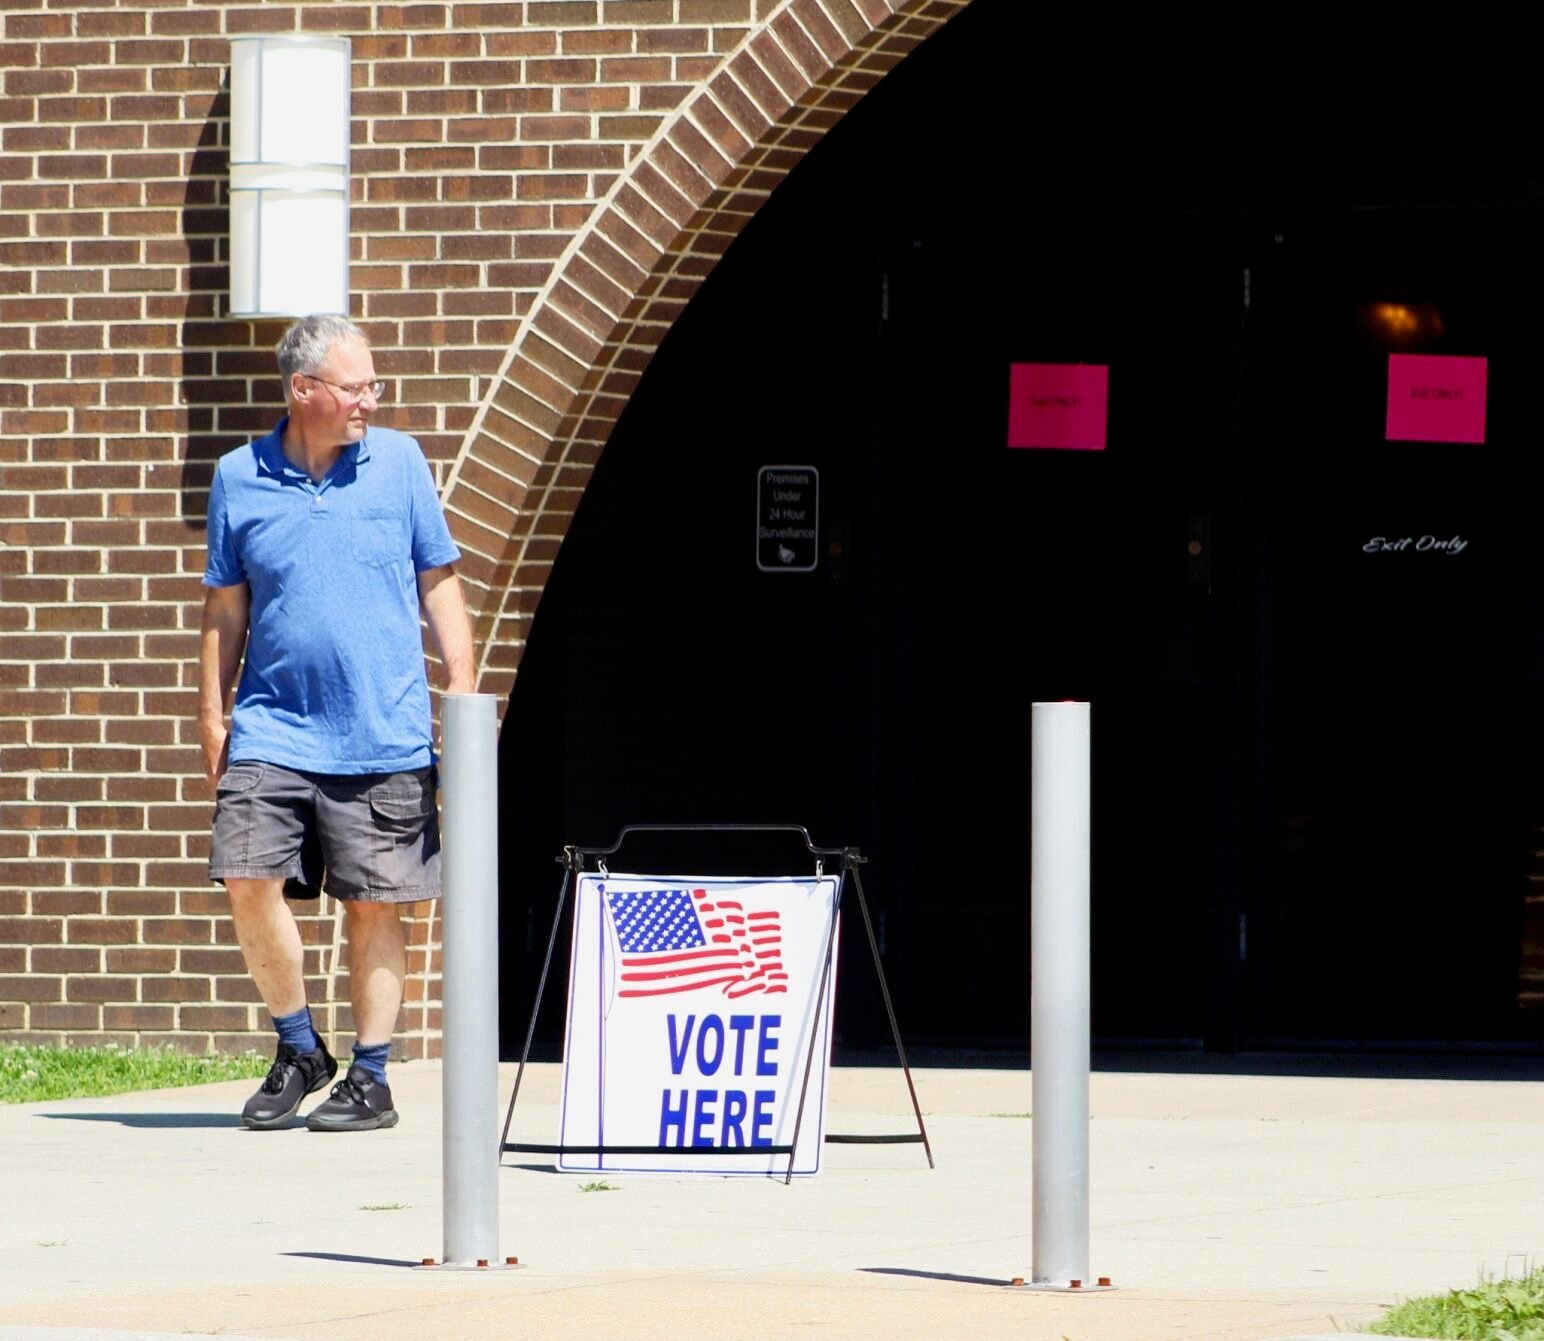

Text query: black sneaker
(241, 1039), (337, 1130)
(305, 1063), (399, 1132)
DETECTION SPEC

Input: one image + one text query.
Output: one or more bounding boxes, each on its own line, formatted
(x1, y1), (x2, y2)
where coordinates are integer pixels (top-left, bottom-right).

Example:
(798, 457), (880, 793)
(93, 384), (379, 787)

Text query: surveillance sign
(557, 873), (841, 1176)
(757, 465), (819, 572)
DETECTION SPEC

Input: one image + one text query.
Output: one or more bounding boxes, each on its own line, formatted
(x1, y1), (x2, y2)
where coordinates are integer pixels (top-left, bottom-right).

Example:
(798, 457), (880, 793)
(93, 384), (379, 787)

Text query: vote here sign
(557, 874), (841, 1176)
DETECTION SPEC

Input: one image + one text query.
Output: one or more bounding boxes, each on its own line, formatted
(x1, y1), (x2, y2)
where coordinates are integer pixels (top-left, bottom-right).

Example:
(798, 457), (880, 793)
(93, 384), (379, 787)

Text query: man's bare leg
(343, 900), (406, 1047)
(228, 877), (336, 1128)
(226, 877), (307, 1016)
(300, 900), (407, 1129)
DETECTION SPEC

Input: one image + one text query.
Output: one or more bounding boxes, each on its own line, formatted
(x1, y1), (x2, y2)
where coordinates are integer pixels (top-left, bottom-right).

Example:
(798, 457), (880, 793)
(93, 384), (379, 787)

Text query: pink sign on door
(1007, 363), (1109, 451)
(1385, 353), (1488, 444)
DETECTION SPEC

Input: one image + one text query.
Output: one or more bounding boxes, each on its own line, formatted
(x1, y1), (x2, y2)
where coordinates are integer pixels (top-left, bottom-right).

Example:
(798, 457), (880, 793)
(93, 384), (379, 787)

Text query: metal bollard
(440, 693), (500, 1268)
(1030, 700), (1091, 1287)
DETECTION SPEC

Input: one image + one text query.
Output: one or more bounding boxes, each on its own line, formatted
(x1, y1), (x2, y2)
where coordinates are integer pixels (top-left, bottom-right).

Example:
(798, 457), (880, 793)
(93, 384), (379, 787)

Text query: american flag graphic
(604, 885), (788, 999)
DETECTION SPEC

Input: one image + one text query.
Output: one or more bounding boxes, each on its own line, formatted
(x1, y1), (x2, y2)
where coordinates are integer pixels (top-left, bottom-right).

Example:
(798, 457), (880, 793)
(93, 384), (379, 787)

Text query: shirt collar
(254, 416), (372, 479)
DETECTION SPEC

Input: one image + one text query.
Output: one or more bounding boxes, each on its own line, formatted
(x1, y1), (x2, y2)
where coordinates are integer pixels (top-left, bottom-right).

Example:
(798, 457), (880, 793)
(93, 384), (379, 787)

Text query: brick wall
(0, 0), (967, 1053)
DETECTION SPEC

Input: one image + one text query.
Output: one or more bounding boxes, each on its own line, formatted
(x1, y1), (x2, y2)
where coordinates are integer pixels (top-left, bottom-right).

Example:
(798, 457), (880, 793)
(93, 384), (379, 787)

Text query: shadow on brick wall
(176, 83), (286, 530)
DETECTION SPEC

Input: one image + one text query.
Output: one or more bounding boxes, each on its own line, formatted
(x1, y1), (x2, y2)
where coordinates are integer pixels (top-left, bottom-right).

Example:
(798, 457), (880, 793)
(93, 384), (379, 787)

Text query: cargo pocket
(216, 761), (266, 795)
(210, 761), (269, 874)
(366, 772), (437, 891)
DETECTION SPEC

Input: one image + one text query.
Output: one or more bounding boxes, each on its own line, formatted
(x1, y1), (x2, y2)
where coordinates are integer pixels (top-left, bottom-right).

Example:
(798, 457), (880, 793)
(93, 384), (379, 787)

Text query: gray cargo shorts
(208, 760), (441, 904)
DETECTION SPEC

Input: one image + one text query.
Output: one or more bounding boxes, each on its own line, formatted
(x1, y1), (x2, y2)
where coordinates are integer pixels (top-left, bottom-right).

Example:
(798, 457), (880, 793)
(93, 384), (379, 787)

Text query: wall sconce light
(228, 35), (351, 318)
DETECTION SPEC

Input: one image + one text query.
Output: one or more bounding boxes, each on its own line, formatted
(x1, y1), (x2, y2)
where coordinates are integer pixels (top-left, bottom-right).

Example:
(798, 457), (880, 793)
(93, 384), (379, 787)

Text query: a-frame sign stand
(499, 824), (933, 1183)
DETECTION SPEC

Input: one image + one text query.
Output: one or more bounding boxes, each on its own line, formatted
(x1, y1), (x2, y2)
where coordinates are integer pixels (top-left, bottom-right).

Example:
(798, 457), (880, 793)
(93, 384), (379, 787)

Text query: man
(198, 314), (475, 1132)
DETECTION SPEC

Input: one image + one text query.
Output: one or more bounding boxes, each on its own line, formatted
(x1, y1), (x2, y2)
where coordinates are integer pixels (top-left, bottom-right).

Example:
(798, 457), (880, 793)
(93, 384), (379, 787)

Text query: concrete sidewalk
(1, 1061), (1540, 1340)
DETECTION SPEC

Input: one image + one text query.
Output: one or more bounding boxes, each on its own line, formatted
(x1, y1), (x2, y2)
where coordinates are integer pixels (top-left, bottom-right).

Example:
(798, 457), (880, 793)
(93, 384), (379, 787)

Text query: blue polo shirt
(203, 418), (462, 774)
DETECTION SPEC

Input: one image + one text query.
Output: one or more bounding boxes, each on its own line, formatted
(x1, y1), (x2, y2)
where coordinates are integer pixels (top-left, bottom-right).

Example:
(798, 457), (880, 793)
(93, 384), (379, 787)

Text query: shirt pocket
(351, 507), (407, 567)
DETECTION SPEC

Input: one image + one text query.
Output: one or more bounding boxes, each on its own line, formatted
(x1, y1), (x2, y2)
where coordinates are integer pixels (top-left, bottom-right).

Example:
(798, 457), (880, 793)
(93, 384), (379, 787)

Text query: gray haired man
(198, 315), (474, 1130)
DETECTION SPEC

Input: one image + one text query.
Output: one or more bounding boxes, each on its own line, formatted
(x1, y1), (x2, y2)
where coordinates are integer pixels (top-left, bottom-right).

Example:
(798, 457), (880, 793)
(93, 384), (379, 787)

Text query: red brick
(214, 977), (263, 1003)
(111, 837), (179, 866)
(64, 918), (137, 945)
(143, 976), (210, 1003)
(682, 0), (754, 17)
(106, 891), (175, 916)
(637, 26), (710, 53)
(520, 114), (591, 141)
(378, 3), (450, 27)
(178, 891), (228, 916)
(105, 947), (176, 973)
(35, 827), (107, 857)
(66, 975), (141, 1003)
(451, 2), (525, 22)
(33, 776), (106, 802)
(0, 917), (63, 944)
(0, 975), (62, 1001)
(600, 0), (665, 18)
(70, 749), (145, 774)
(30, 1003), (102, 1030)
(178, 1004), (252, 1031)
(179, 948), (246, 975)
(102, 1004), (175, 1029)
(522, 1), (599, 24)
(151, 9), (221, 35)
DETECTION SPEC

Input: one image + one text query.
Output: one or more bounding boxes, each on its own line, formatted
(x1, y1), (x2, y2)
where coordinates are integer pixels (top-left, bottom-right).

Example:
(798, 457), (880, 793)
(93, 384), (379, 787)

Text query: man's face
(290, 337), (379, 445)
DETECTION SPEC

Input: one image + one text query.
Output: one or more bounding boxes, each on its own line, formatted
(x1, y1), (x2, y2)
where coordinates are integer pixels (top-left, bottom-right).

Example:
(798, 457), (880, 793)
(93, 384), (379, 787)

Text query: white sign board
(558, 873), (841, 1176)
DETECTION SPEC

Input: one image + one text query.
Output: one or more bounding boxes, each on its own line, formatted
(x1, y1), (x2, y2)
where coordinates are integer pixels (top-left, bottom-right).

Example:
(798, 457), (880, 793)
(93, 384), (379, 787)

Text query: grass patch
(358, 1204), (408, 1212)
(578, 1180), (618, 1193)
(0, 1043), (271, 1104)
(1369, 1265), (1544, 1339)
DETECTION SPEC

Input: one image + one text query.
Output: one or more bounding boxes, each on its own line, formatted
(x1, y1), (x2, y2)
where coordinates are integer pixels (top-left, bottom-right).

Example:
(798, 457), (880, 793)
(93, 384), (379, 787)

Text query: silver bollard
(1030, 700), (1091, 1287)
(440, 693), (500, 1267)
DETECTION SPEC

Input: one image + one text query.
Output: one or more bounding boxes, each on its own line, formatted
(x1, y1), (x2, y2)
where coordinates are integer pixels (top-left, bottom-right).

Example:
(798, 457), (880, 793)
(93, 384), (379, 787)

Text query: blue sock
(352, 1041), (390, 1085)
(273, 1006), (320, 1054)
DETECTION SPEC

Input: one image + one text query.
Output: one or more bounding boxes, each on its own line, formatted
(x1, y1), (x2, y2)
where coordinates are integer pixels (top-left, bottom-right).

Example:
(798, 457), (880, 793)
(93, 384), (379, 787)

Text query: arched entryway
(491, 4), (1544, 1058)
(436, 0), (972, 698)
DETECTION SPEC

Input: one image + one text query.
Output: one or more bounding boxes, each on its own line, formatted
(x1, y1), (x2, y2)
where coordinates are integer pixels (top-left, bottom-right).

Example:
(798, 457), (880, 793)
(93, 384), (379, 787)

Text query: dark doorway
(497, 2), (1544, 1058)
(1246, 207), (1544, 1045)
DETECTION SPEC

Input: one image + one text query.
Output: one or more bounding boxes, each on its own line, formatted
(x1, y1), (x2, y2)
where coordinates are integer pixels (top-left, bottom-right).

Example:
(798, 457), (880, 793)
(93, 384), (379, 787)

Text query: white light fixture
(229, 35), (351, 318)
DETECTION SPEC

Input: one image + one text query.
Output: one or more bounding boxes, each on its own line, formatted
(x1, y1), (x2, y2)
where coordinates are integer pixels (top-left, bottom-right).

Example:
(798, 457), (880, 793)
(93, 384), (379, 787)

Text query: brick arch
(439, 0), (969, 702)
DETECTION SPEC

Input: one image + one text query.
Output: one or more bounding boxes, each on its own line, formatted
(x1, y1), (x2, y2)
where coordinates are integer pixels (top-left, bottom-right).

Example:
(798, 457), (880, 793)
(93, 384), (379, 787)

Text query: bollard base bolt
(1014, 1277), (1116, 1293)
(421, 1256), (525, 1271)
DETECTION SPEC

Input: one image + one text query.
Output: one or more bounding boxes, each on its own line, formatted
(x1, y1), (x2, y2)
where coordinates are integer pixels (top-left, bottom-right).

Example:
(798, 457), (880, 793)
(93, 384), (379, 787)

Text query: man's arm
(418, 564), (476, 695)
(198, 583), (250, 789)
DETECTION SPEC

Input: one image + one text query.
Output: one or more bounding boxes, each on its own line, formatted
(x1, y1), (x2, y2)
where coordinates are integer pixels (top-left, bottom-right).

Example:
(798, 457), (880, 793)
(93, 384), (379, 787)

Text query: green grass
(0, 1043), (271, 1104)
(1369, 1266), (1544, 1339)
(578, 1180), (619, 1193)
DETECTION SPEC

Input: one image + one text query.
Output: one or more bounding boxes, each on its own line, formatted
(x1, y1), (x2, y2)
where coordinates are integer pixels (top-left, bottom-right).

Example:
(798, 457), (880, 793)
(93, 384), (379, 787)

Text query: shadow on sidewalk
(283, 1252), (422, 1269)
(861, 1267), (1015, 1288)
(41, 1113), (245, 1129)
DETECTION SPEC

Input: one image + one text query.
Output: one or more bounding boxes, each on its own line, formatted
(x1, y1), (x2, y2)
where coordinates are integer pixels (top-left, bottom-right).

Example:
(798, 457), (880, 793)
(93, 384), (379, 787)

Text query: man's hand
(199, 718), (230, 791)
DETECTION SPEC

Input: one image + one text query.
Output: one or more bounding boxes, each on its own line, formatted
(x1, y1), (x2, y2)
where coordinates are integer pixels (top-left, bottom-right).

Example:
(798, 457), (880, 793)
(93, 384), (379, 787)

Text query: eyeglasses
(304, 373), (388, 402)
